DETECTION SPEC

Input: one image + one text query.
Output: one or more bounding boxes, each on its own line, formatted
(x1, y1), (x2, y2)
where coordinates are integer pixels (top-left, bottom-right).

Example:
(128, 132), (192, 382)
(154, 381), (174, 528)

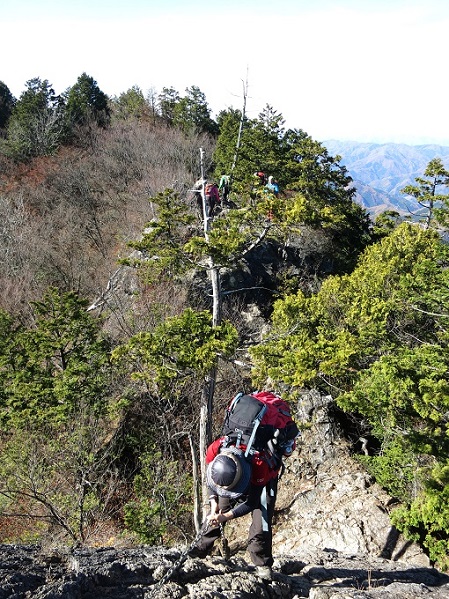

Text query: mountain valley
(323, 140), (449, 215)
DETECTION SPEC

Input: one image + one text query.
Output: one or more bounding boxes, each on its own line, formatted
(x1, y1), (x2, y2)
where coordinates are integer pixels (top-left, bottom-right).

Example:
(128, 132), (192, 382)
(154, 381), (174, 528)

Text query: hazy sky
(2, 0), (448, 146)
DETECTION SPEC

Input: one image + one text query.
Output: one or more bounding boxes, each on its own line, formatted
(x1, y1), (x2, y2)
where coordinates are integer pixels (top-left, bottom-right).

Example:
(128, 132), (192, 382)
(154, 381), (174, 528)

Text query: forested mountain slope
(323, 140), (449, 215)
(2, 75), (449, 585)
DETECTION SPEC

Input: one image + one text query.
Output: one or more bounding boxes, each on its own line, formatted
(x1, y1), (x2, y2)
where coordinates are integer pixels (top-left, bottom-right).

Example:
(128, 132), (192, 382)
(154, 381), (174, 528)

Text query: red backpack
(205, 183), (220, 202)
(255, 171), (267, 185)
(222, 391), (297, 456)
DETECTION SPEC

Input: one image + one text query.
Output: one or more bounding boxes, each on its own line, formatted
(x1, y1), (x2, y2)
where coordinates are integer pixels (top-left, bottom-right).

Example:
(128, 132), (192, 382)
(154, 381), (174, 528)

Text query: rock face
(2, 389), (449, 598)
(272, 391), (428, 566)
(1, 543), (449, 598)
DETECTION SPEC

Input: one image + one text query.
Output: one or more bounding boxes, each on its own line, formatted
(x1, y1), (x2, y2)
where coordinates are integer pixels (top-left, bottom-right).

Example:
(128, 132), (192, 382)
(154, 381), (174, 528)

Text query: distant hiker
(254, 170), (267, 186)
(265, 176), (280, 197)
(218, 174), (231, 204)
(189, 391), (299, 580)
(205, 181), (220, 216)
(191, 179), (220, 219)
(250, 171), (268, 205)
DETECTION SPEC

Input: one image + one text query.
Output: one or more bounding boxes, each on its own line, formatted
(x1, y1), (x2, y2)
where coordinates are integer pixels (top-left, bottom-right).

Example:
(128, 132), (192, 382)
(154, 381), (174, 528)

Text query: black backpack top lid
(225, 394), (266, 428)
(222, 394), (268, 455)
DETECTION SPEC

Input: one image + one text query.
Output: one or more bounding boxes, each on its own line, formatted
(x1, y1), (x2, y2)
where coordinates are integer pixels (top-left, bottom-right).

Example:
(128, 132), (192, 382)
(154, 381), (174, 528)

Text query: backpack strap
(244, 404), (267, 457)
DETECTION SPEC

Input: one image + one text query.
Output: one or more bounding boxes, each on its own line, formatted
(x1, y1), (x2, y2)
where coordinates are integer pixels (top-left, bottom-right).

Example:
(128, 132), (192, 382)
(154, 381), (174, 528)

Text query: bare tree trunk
(198, 147), (223, 520)
(210, 264), (222, 328)
(189, 434), (202, 532)
(230, 75), (248, 178)
(199, 370), (216, 521)
(198, 399), (208, 523)
(425, 197), (434, 230)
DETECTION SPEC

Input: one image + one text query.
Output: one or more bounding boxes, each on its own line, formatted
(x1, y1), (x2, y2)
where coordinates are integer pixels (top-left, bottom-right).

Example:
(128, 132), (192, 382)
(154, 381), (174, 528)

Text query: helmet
(206, 447), (251, 499)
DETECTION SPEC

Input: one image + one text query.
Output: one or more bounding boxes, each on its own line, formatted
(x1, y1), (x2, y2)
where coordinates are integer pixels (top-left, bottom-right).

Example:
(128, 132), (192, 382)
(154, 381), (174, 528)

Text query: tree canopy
(0, 288), (121, 543)
(401, 158), (449, 229)
(0, 81), (15, 132)
(2, 75), (449, 567)
(4, 77), (64, 160)
(250, 221), (449, 566)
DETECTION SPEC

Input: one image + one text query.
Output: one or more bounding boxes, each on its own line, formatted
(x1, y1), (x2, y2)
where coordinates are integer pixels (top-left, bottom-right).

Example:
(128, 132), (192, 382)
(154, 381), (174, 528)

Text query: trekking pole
(149, 522), (210, 595)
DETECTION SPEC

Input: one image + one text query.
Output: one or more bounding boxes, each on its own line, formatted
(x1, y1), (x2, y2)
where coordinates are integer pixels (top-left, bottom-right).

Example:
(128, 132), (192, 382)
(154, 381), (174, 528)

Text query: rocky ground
(2, 390), (448, 598)
(1, 543), (449, 598)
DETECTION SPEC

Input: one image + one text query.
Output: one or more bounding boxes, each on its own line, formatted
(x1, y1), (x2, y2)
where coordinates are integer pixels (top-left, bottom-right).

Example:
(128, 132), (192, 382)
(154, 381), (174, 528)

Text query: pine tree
(64, 73), (110, 134)
(250, 222), (449, 567)
(173, 86), (218, 135)
(0, 81), (15, 133)
(5, 77), (64, 160)
(157, 86), (181, 125)
(401, 157), (449, 229)
(0, 288), (120, 543)
(111, 85), (148, 121)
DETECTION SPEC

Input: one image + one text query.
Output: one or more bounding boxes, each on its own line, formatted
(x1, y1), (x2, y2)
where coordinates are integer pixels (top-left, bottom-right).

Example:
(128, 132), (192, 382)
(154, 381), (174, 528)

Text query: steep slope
(3, 391), (449, 598)
(350, 180), (407, 216)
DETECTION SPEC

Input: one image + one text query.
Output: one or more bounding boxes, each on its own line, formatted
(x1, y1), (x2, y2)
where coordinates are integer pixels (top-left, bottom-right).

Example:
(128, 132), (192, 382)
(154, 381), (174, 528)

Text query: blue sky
(2, 0), (448, 145)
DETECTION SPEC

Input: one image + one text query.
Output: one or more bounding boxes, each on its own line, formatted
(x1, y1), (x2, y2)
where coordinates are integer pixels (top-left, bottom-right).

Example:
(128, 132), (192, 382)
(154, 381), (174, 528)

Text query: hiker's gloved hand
(208, 509), (233, 526)
(217, 510), (234, 523)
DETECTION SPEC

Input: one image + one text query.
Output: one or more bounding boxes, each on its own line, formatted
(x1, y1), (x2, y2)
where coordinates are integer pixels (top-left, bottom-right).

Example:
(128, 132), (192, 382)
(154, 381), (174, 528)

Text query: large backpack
(222, 391), (296, 458)
(255, 171), (267, 185)
(205, 183), (220, 201)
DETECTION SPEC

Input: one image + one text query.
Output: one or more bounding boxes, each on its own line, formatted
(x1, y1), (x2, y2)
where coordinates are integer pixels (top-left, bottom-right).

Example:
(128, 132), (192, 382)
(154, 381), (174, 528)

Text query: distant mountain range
(323, 140), (449, 216)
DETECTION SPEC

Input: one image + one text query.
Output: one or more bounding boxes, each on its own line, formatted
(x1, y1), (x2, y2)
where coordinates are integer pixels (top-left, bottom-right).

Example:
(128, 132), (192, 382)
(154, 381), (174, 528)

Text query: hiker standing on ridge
(191, 179), (220, 219)
(250, 170), (267, 205)
(266, 176), (280, 197)
(218, 174), (231, 204)
(204, 181), (220, 216)
(254, 170), (267, 186)
(189, 391), (299, 580)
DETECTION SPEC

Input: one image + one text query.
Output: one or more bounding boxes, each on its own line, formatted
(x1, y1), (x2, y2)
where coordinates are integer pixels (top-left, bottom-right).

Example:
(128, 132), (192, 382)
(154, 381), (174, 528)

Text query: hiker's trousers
(196, 477), (278, 567)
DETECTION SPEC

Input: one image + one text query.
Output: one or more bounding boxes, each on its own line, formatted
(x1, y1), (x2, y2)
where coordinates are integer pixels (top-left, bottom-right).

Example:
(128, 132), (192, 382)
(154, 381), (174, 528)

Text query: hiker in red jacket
(189, 415), (299, 580)
(191, 179), (220, 218)
(204, 181), (220, 216)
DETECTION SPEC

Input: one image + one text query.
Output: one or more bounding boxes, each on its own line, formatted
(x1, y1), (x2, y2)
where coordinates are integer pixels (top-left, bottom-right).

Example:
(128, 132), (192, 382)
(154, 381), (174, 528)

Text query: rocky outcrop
(1, 543), (448, 598)
(272, 391), (428, 566)
(2, 390), (446, 598)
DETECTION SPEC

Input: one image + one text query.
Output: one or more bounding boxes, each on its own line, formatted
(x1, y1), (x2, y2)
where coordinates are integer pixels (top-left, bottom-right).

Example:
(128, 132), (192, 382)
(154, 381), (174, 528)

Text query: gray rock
(0, 544), (448, 598)
(270, 391), (430, 568)
(2, 391), (447, 598)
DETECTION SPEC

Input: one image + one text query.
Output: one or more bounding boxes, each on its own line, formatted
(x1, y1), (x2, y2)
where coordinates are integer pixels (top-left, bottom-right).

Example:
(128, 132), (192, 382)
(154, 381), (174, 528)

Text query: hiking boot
(256, 566), (272, 580)
(219, 538), (231, 560)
